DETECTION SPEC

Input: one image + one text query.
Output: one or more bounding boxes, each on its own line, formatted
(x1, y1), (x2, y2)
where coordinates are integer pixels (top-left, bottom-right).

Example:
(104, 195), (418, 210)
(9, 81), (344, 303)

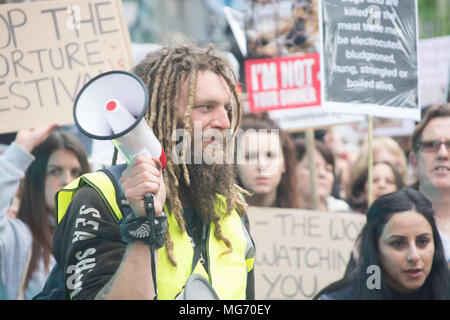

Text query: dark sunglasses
(416, 140), (450, 153)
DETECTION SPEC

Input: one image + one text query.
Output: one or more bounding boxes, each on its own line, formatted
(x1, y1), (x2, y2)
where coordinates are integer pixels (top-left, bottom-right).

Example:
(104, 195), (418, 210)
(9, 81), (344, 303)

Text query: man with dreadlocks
(50, 43), (255, 300)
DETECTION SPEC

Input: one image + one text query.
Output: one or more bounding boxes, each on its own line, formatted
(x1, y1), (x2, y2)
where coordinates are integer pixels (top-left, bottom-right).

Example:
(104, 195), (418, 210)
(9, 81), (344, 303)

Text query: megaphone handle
(144, 192), (158, 298)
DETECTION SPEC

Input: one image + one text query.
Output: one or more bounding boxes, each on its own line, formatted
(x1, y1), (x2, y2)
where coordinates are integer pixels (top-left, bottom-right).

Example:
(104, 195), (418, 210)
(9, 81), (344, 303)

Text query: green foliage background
(418, 0), (450, 38)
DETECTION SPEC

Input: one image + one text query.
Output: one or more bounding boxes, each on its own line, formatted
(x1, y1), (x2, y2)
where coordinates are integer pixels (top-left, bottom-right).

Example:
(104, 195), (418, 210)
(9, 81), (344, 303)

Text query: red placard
(245, 53), (321, 113)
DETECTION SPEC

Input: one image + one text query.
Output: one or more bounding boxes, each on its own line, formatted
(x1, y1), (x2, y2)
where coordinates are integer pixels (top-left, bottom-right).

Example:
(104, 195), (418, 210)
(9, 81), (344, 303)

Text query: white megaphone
(73, 70), (166, 169)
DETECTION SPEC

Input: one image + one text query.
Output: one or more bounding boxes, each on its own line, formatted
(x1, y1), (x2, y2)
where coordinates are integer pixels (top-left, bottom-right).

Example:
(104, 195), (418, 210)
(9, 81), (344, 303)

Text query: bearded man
(51, 44), (255, 300)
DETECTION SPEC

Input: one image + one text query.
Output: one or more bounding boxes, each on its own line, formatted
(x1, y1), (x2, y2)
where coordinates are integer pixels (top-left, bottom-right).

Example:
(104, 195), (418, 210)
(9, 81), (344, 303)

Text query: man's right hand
(119, 155), (166, 217)
(15, 123), (59, 153)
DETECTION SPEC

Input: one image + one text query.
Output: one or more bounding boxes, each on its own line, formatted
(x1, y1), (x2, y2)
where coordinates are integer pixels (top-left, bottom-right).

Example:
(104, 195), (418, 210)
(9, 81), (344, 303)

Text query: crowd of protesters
(0, 35), (449, 302)
(1, 101), (450, 300)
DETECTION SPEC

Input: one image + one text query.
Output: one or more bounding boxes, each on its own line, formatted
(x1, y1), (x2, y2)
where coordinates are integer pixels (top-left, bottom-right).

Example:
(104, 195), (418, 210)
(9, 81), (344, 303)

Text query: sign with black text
(320, 0), (420, 120)
(247, 206), (366, 300)
(0, 0), (133, 134)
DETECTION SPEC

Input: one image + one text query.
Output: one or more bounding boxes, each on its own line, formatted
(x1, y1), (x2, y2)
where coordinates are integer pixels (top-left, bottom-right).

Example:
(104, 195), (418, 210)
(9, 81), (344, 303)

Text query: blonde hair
(353, 136), (408, 184)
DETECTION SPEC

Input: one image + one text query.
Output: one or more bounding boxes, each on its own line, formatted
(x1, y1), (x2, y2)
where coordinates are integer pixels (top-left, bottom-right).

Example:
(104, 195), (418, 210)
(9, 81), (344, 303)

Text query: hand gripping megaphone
(73, 70), (167, 298)
(73, 70), (166, 169)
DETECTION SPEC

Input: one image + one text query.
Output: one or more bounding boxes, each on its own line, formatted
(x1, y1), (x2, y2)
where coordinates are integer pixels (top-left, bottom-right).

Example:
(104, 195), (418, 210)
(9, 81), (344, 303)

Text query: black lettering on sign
(329, 217), (364, 241)
(0, 8), (27, 49)
(275, 213), (321, 237)
(40, 7), (67, 41)
(95, 2), (119, 34)
(261, 273), (318, 299)
(41, 2), (119, 40)
(256, 244), (349, 271)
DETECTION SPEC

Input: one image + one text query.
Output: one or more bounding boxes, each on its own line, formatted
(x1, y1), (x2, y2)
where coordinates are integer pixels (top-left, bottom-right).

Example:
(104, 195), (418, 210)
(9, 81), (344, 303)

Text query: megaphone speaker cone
(74, 70), (167, 169)
(73, 71), (148, 140)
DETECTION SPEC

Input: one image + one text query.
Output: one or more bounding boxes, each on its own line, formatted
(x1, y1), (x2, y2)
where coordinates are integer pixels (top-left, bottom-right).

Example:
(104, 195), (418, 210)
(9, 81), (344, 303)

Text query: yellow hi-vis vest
(55, 170), (255, 300)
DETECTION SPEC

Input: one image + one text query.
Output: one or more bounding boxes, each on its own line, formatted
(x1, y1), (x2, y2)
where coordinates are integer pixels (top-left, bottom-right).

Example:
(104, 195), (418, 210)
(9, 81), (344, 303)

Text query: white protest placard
(268, 107), (365, 132)
(223, 6), (247, 58)
(0, 0), (133, 134)
(320, 0), (420, 120)
(247, 206), (366, 299)
(418, 36), (450, 107)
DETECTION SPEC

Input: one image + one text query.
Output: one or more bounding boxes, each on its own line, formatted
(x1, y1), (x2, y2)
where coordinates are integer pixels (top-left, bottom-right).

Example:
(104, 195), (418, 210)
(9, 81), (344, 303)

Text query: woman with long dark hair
(0, 125), (90, 299)
(315, 188), (449, 299)
(236, 112), (300, 208)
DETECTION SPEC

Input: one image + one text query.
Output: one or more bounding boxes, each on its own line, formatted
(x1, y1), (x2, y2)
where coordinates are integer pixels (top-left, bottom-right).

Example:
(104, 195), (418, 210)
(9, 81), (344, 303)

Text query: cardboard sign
(0, 0), (133, 134)
(245, 54), (321, 113)
(320, 0), (420, 120)
(247, 206), (366, 299)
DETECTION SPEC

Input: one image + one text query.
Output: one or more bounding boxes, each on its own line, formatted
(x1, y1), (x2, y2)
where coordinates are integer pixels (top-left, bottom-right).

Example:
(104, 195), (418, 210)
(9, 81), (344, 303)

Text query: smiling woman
(314, 188), (450, 300)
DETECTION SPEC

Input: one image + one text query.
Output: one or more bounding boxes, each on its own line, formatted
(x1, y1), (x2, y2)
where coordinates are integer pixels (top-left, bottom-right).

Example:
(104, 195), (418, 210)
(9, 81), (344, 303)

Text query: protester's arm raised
(0, 123), (57, 231)
(14, 123), (58, 153)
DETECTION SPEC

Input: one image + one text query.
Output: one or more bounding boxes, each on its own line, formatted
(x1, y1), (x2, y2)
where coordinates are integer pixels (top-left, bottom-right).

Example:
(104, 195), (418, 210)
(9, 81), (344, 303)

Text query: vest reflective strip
(56, 172), (122, 225)
(241, 221), (255, 273)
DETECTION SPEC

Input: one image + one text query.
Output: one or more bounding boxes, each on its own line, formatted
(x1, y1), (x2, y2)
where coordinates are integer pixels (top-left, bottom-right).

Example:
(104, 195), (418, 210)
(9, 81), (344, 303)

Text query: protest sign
(418, 36), (450, 107)
(243, 54), (364, 131)
(320, 0), (420, 120)
(269, 107), (364, 132)
(245, 53), (321, 113)
(372, 118), (415, 137)
(223, 6), (247, 58)
(0, 0), (133, 134)
(244, 0), (319, 59)
(242, 1), (365, 131)
(247, 206), (366, 299)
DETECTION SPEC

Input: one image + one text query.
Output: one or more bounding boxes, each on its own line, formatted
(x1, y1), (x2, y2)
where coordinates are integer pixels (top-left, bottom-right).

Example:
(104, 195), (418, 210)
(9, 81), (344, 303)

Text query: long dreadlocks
(113, 43), (248, 266)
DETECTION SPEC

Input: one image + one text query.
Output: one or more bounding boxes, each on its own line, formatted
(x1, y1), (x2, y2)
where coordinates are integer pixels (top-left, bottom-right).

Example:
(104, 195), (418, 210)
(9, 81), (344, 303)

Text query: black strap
(191, 223), (208, 273)
(100, 165), (134, 220)
(102, 166), (160, 299)
(144, 193), (159, 299)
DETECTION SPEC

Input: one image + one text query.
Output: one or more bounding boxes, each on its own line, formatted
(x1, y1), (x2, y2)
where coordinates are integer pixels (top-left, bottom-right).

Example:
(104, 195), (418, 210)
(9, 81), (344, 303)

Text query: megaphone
(73, 70), (166, 169)
(175, 274), (219, 300)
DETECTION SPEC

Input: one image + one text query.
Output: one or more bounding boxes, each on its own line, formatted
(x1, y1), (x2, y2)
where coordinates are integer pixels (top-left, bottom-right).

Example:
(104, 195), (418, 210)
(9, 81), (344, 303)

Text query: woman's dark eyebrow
(416, 232), (432, 238)
(387, 232), (431, 240)
(47, 164), (62, 169)
(387, 234), (406, 240)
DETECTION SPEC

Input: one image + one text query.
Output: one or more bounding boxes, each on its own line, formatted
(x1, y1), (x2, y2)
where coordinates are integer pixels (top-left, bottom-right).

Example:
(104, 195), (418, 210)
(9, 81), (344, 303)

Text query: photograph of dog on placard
(245, 0), (319, 58)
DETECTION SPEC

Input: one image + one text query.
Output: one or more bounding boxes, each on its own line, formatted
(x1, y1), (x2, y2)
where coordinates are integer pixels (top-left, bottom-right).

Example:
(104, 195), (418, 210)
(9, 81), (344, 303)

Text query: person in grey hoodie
(0, 124), (90, 299)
